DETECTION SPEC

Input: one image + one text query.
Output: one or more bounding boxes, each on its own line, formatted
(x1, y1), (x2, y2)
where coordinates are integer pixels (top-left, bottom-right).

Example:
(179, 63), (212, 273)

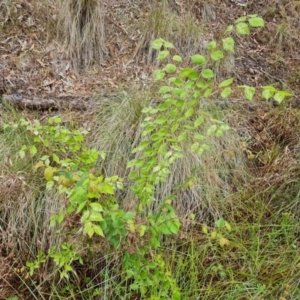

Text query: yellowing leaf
(219, 237), (230, 247)
(44, 167), (57, 181)
(211, 231), (217, 239)
(33, 161), (45, 173)
(58, 175), (74, 187)
(225, 221), (232, 232)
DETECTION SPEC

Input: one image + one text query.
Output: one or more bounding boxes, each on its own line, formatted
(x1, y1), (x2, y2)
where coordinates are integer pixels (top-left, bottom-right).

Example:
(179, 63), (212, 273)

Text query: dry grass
(57, 0), (107, 70)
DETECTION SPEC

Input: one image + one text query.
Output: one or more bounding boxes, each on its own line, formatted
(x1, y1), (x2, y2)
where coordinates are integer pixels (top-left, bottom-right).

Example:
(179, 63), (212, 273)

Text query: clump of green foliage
(2, 13), (294, 299)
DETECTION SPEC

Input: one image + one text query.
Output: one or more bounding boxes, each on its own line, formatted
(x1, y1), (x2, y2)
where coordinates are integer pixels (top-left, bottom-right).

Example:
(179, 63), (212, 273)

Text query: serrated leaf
(158, 86), (172, 94)
(249, 17), (264, 27)
(261, 85), (277, 92)
(185, 108), (194, 118)
(190, 142), (199, 152)
(206, 40), (217, 50)
(152, 39), (164, 49)
(89, 211), (103, 222)
(235, 16), (247, 23)
(219, 78), (234, 88)
(221, 87), (232, 98)
(158, 50), (169, 60)
(177, 132), (187, 142)
(154, 69), (165, 81)
(222, 37), (235, 53)
(201, 69), (215, 79)
(154, 115), (167, 124)
(163, 63), (177, 73)
(204, 89), (213, 97)
(164, 41), (174, 48)
(211, 50), (224, 61)
(173, 55), (183, 62)
(180, 68), (199, 80)
(171, 123), (179, 132)
(225, 25), (234, 32)
(274, 91), (292, 104)
(240, 85), (256, 101)
(90, 202), (103, 212)
(194, 116), (204, 127)
(236, 22), (250, 35)
(30, 145), (37, 156)
(262, 89), (275, 101)
(194, 133), (204, 140)
(191, 54), (206, 65)
(196, 81), (205, 88)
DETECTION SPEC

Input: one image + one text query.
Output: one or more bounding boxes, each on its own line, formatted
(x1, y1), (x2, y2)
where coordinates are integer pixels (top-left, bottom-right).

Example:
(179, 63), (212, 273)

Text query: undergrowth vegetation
(1, 7), (300, 300)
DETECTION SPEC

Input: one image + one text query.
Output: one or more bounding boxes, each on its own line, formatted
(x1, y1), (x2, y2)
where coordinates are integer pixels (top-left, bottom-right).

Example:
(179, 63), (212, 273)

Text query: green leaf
(249, 17), (264, 28)
(222, 37), (235, 53)
(171, 123), (179, 132)
(206, 41), (217, 51)
(190, 142), (199, 152)
(235, 16), (247, 23)
(207, 124), (217, 136)
(194, 116), (204, 127)
(52, 153), (60, 163)
(130, 283), (139, 291)
(240, 85), (256, 101)
(90, 203), (103, 212)
(154, 69), (165, 81)
(219, 78), (234, 88)
(211, 50), (224, 61)
(169, 77), (182, 86)
(152, 39), (164, 49)
(262, 89), (275, 101)
(29, 145), (37, 156)
(216, 218), (225, 228)
(158, 86), (172, 94)
(169, 220), (180, 234)
(164, 41), (174, 48)
(194, 133), (204, 140)
(154, 115), (167, 124)
(158, 50), (170, 60)
(173, 55), (183, 62)
(19, 149), (25, 159)
(204, 89), (213, 97)
(123, 212), (135, 220)
(89, 211), (103, 222)
(196, 81), (205, 89)
(180, 68), (199, 80)
(236, 22), (250, 35)
(98, 183), (114, 195)
(185, 108), (194, 118)
(190, 54), (206, 65)
(201, 69), (215, 79)
(273, 91), (292, 104)
(163, 63), (177, 73)
(177, 132), (187, 142)
(221, 87), (232, 98)
(225, 25), (234, 33)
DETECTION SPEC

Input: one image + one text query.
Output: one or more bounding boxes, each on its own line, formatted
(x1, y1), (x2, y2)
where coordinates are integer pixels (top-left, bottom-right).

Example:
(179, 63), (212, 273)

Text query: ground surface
(1, 1), (300, 299)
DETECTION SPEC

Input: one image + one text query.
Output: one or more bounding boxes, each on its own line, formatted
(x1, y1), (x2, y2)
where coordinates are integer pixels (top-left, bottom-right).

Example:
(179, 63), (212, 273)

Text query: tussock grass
(89, 88), (250, 223)
(131, 1), (209, 64)
(1, 94), (300, 299)
(57, 0), (107, 70)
